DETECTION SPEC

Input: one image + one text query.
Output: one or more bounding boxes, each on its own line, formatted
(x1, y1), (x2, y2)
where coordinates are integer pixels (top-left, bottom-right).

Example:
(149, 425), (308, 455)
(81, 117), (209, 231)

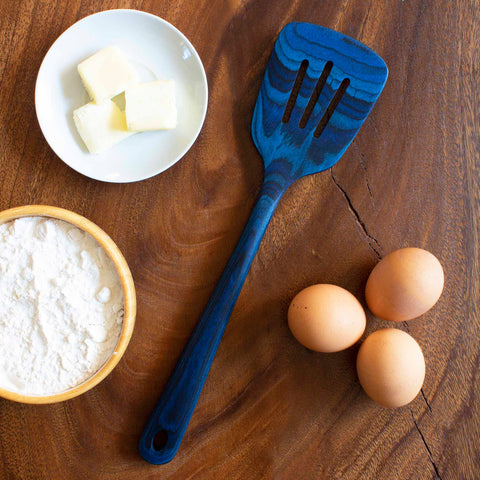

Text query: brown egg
(365, 248), (444, 322)
(356, 328), (425, 407)
(287, 284), (366, 353)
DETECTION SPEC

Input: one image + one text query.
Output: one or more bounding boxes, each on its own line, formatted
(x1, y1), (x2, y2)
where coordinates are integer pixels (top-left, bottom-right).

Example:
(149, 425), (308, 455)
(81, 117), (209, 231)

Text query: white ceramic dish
(35, 9), (208, 183)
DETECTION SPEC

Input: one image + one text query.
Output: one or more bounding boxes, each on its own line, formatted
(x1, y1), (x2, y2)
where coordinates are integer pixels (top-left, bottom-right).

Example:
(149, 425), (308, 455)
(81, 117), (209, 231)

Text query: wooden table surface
(0, 0), (479, 478)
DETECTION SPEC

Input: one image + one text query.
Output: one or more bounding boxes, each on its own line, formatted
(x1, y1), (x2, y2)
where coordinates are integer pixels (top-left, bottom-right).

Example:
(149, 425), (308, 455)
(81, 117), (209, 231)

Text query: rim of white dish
(34, 9), (208, 183)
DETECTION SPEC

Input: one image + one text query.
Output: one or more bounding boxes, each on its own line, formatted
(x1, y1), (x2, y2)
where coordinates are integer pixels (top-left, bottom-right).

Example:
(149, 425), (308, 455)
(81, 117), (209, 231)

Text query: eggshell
(288, 284), (366, 353)
(365, 248), (444, 322)
(356, 328), (425, 407)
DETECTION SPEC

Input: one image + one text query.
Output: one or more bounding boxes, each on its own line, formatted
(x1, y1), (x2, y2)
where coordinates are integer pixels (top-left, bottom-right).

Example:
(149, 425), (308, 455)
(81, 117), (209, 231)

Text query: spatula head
(252, 23), (388, 178)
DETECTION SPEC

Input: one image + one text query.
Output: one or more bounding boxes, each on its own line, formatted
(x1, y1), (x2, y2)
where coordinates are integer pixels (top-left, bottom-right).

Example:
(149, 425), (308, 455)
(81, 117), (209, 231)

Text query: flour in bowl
(0, 216), (124, 395)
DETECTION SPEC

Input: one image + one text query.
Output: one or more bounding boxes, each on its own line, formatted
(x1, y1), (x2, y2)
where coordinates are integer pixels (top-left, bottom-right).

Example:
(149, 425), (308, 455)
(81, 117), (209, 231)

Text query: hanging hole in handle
(153, 430), (169, 451)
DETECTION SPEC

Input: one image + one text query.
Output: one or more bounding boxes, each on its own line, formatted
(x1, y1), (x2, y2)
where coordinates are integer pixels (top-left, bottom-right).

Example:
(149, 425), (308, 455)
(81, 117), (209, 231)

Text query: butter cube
(73, 100), (134, 154)
(125, 80), (177, 131)
(77, 46), (138, 104)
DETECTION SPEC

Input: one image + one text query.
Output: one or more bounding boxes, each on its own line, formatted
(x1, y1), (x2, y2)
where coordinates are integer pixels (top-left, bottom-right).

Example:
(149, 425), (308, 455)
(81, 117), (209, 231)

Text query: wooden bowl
(0, 205), (136, 404)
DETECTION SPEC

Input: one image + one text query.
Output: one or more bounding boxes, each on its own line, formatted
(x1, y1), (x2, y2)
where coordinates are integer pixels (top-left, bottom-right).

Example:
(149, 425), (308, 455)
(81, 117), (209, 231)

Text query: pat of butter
(73, 100), (134, 154)
(77, 46), (138, 104)
(125, 80), (177, 131)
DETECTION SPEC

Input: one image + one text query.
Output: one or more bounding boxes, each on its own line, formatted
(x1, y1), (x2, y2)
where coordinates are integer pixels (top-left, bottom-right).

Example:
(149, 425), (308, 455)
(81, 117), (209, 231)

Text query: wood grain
(0, 0), (478, 478)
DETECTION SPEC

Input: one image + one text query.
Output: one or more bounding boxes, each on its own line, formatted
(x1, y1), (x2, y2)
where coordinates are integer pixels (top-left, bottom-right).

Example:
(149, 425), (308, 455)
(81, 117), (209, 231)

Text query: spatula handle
(139, 171), (287, 464)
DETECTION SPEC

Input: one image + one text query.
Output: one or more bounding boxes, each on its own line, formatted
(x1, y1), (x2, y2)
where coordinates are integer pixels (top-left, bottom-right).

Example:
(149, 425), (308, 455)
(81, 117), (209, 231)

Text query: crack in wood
(421, 388), (433, 413)
(409, 408), (443, 480)
(358, 153), (375, 205)
(330, 170), (383, 259)
(402, 323), (434, 414)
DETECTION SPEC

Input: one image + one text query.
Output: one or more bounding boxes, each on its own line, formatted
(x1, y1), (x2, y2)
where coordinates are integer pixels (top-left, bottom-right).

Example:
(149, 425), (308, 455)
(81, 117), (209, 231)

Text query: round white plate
(35, 9), (208, 183)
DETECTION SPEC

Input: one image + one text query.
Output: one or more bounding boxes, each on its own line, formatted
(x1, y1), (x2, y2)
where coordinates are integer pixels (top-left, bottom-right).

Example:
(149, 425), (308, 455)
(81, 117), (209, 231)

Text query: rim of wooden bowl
(0, 205), (137, 404)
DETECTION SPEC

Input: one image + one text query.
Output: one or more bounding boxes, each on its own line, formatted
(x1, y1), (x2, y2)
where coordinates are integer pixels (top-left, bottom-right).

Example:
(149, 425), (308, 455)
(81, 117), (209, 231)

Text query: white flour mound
(0, 216), (124, 395)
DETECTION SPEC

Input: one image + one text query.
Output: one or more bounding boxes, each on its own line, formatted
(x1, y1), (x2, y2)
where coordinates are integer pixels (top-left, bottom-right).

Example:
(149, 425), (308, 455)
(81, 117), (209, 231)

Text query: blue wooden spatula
(139, 22), (388, 464)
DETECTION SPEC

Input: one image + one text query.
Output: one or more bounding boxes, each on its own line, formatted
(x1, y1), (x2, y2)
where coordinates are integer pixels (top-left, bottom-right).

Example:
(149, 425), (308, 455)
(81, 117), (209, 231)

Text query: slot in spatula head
(252, 23), (388, 178)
